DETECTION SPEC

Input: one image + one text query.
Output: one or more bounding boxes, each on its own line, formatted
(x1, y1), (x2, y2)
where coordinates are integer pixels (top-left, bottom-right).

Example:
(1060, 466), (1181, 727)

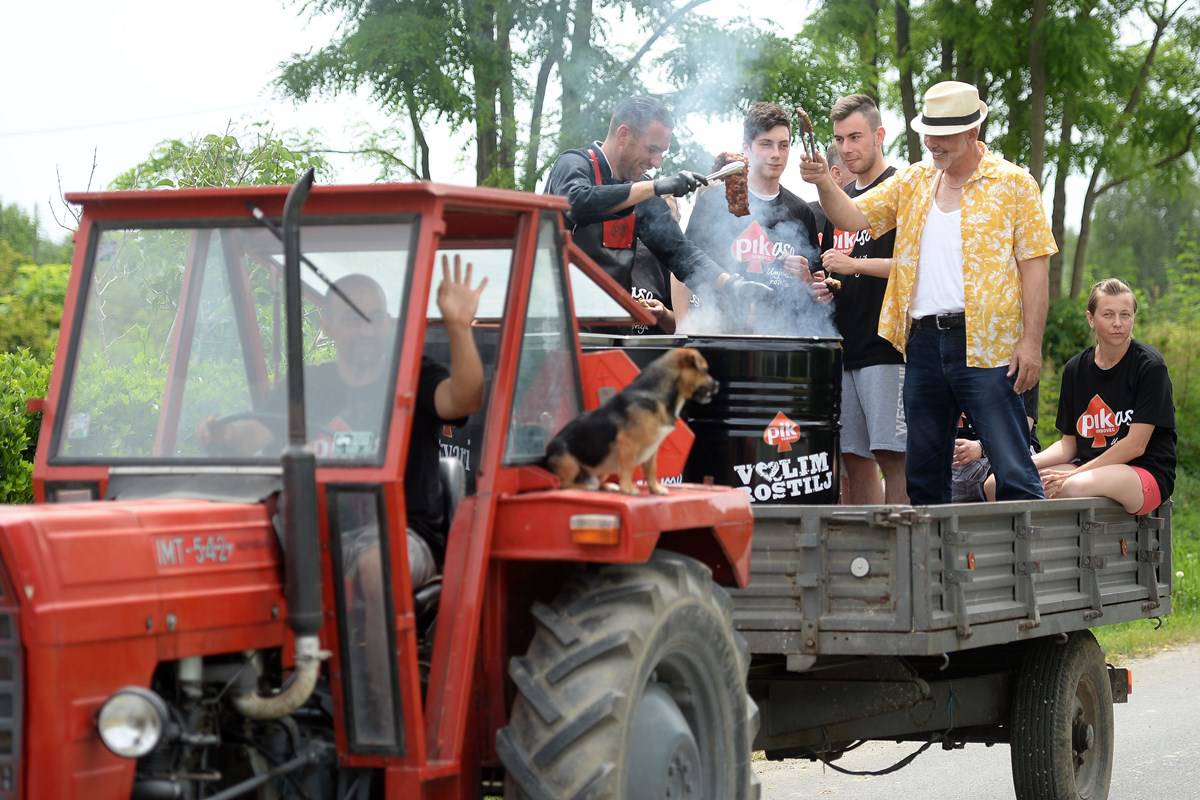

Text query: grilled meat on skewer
(794, 106), (817, 159)
(712, 151), (750, 217)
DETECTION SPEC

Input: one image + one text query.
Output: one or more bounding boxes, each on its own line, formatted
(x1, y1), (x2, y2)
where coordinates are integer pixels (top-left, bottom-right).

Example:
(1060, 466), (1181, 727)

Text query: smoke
(676, 184), (839, 339)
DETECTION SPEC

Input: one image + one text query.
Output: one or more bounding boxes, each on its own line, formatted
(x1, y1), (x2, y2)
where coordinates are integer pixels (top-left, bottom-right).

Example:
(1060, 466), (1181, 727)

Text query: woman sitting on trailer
(989, 278), (1176, 515)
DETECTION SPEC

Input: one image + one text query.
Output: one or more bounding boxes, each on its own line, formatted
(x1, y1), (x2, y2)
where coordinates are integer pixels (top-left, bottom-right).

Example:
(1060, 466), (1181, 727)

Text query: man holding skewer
(544, 95), (772, 323)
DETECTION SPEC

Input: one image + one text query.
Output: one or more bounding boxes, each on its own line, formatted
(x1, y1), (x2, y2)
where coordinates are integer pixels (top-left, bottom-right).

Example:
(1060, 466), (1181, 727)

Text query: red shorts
(1131, 466), (1162, 516)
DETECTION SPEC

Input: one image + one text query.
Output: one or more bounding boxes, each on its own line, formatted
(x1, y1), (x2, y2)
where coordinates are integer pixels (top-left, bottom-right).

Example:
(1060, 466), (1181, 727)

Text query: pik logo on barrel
(763, 411), (801, 453)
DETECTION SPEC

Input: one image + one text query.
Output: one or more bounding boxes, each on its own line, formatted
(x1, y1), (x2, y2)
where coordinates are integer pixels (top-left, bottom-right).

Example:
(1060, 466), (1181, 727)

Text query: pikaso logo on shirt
(829, 228), (872, 255)
(730, 220), (795, 273)
(1076, 394), (1133, 447)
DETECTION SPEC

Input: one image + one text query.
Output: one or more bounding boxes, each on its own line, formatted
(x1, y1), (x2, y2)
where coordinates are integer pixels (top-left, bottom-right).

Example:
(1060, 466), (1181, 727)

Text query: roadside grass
(1096, 467), (1200, 661)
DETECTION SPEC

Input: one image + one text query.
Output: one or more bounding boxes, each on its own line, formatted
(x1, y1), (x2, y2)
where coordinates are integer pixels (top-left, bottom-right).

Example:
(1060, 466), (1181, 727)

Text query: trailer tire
(497, 551), (759, 800)
(1010, 631), (1114, 800)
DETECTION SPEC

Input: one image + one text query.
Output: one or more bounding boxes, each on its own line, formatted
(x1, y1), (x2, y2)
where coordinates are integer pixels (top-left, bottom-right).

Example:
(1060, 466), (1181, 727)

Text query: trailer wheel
(1010, 631), (1114, 800)
(497, 551), (759, 800)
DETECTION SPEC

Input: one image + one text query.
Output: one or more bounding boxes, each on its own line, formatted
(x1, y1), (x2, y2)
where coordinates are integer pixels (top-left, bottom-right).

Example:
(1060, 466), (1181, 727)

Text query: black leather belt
(912, 312), (966, 330)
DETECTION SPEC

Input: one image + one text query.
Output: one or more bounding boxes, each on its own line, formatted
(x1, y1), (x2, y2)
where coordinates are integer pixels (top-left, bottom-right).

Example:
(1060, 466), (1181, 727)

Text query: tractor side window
(504, 215), (581, 463)
(329, 488), (403, 752)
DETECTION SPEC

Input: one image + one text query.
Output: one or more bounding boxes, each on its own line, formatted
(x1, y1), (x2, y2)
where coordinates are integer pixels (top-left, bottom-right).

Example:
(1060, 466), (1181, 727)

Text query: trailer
(739, 498), (1171, 798)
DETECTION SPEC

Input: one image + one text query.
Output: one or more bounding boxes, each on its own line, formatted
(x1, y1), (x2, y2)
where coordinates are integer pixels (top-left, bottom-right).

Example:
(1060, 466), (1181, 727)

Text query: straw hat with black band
(910, 81), (989, 136)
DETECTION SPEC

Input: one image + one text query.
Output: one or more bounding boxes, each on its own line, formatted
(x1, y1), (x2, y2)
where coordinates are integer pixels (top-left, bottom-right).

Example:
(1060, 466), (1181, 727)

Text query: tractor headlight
(97, 687), (168, 758)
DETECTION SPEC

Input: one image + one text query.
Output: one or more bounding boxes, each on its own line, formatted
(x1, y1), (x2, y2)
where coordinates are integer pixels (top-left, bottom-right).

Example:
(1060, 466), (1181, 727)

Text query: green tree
(0, 350), (50, 503)
(110, 122), (331, 189)
(278, 0), (721, 190)
(0, 262), (71, 359)
(0, 202), (72, 267)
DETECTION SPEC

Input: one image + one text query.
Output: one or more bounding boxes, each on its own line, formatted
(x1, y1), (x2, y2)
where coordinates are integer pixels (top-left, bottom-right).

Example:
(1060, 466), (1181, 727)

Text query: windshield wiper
(244, 201), (370, 323)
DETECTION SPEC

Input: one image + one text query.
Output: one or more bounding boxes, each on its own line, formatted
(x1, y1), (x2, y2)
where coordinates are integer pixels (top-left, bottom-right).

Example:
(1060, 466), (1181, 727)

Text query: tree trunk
(939, 0), (954, 79)
(497, 1), (517, 188)
(522, 0), (568, 191)
(895, 0), (920, 163)
(953, 0), (978, 87)
(559, 0), (595, 150)
(1048, 100), (1075, 300)
(1071, 169), (1102, 299)
(1027, 0), (1047, 186)
(406, 93), (432, 180)
(862, 0), (881, 101)
(941, 37), (954, 79)
(466, 0), (500, 185)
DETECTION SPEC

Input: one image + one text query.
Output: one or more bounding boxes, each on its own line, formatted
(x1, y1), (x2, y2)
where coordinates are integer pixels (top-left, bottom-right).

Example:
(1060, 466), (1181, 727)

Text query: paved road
(756, 643), (1200, 799)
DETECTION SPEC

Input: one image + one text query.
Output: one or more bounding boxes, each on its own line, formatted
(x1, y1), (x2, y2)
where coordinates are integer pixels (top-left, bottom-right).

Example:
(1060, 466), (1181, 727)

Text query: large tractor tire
(1010, 631), (1114, 800)
(497, 551), (759, 800)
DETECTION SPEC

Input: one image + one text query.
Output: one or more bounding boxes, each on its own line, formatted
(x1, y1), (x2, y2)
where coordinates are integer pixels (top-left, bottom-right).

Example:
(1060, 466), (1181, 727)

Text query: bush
(0, 350), (50, 504)
(1043, 296), (1093, 368)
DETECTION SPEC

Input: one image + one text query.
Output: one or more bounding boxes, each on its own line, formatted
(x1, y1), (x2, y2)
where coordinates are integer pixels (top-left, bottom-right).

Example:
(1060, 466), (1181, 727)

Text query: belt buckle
(935, 313), (955, 330)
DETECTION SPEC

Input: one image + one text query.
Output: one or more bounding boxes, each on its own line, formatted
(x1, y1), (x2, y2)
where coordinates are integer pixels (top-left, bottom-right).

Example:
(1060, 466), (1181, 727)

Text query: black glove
(721, 274), (774, 305)
(653, 170), (708, 197)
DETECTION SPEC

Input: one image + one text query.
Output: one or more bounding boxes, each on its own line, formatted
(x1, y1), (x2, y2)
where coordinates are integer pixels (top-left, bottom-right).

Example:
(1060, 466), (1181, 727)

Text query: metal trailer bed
(732, 497), (1172, 665)
(734, 498), (1172, 799)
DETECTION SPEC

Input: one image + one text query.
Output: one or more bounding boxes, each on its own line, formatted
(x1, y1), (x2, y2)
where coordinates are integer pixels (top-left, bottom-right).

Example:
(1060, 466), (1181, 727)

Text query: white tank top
(911, 193), (965, 318)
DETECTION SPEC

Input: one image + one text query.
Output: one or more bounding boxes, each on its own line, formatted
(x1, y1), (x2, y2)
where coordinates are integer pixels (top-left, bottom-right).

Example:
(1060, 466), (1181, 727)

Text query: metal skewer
(705, 160), (747, 182)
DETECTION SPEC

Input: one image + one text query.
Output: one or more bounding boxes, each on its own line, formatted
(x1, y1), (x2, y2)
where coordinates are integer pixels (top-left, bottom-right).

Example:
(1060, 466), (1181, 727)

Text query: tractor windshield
(53, 219), (417, 465)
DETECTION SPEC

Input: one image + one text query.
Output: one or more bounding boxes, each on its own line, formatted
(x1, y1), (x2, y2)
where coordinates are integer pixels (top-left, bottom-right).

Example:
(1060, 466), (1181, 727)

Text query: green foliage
(0, 350), (50, 504)
(110, 122), (330, 189)
(0, 202), (71, 267)
(0, 262), (71, 359)
(1043, 296), (1093, 368)
(1088, 172), (1200, 301)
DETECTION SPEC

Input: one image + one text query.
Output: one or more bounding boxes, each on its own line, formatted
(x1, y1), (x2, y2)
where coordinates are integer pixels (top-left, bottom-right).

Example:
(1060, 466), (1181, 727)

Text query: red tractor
(0, 173), (759, 798)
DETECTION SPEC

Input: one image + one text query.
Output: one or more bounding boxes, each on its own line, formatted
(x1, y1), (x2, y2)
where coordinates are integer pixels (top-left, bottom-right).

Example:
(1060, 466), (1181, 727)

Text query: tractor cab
(5, 179), (756, 798)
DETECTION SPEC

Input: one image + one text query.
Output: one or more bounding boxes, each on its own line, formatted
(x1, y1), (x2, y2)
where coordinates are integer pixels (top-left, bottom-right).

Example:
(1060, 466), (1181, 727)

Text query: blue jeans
(903, 326), (1044, 504)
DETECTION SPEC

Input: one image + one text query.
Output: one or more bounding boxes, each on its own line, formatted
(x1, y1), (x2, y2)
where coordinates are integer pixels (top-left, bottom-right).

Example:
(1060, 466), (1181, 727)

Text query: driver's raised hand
(437, 253), (489, 326)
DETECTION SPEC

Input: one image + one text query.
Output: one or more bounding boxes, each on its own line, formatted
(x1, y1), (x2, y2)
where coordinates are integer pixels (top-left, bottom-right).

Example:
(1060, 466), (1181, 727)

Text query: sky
(1, 0), (1074, 240)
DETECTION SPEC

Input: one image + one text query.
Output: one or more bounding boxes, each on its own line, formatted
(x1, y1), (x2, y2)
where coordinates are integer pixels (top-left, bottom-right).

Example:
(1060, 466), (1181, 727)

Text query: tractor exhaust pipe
(235, 169), (328, 720)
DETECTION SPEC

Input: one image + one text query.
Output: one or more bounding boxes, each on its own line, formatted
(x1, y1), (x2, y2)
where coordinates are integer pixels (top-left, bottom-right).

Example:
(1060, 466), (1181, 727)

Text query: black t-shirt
(627, 246), (673, 335)
(820, 168), (903, 369)
(300, 357), (466, 555)
(1056, 341), (1176, 498)
(543, 147), (722, 291)
(685, 184), (821, 328)
(808, 200), (827, 235)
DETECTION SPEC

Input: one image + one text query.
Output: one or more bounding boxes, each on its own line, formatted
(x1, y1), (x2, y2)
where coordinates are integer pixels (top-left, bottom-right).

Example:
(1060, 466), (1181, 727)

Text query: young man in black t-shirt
(1023, 279), (1176, 514)
(685, 102), (823, 334)
(811, 94), (906, 504)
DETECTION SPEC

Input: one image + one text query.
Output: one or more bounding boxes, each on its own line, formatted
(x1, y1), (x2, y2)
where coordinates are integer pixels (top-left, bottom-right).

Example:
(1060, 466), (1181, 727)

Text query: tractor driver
(200, 256), (487, 587)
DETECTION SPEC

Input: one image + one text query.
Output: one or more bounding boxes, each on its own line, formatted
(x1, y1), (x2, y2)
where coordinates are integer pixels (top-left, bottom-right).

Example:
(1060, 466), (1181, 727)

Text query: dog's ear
(680, 348), (706, 372)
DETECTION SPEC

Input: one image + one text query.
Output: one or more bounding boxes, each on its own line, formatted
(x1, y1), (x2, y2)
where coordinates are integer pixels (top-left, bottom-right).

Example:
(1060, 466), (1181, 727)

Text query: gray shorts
(841, 364), (906, 458)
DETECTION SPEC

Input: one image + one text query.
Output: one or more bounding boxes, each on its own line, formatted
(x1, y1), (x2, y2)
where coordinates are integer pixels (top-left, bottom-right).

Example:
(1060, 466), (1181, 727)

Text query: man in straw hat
(799, 81), (1058, 504)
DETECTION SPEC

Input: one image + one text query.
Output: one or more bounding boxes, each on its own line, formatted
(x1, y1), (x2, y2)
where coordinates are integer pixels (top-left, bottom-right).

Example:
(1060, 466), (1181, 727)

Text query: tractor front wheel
(497, 551), (759, 800)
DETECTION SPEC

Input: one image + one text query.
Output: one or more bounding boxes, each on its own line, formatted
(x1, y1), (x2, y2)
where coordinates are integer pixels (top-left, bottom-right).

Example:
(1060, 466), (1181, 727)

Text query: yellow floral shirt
(853, 144), (1058, 368)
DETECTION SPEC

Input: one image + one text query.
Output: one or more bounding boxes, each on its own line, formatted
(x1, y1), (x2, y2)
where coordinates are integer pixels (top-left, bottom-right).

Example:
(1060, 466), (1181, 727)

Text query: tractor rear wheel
(497, 551), (759, 800)
(1010, 631), (1114, 800)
